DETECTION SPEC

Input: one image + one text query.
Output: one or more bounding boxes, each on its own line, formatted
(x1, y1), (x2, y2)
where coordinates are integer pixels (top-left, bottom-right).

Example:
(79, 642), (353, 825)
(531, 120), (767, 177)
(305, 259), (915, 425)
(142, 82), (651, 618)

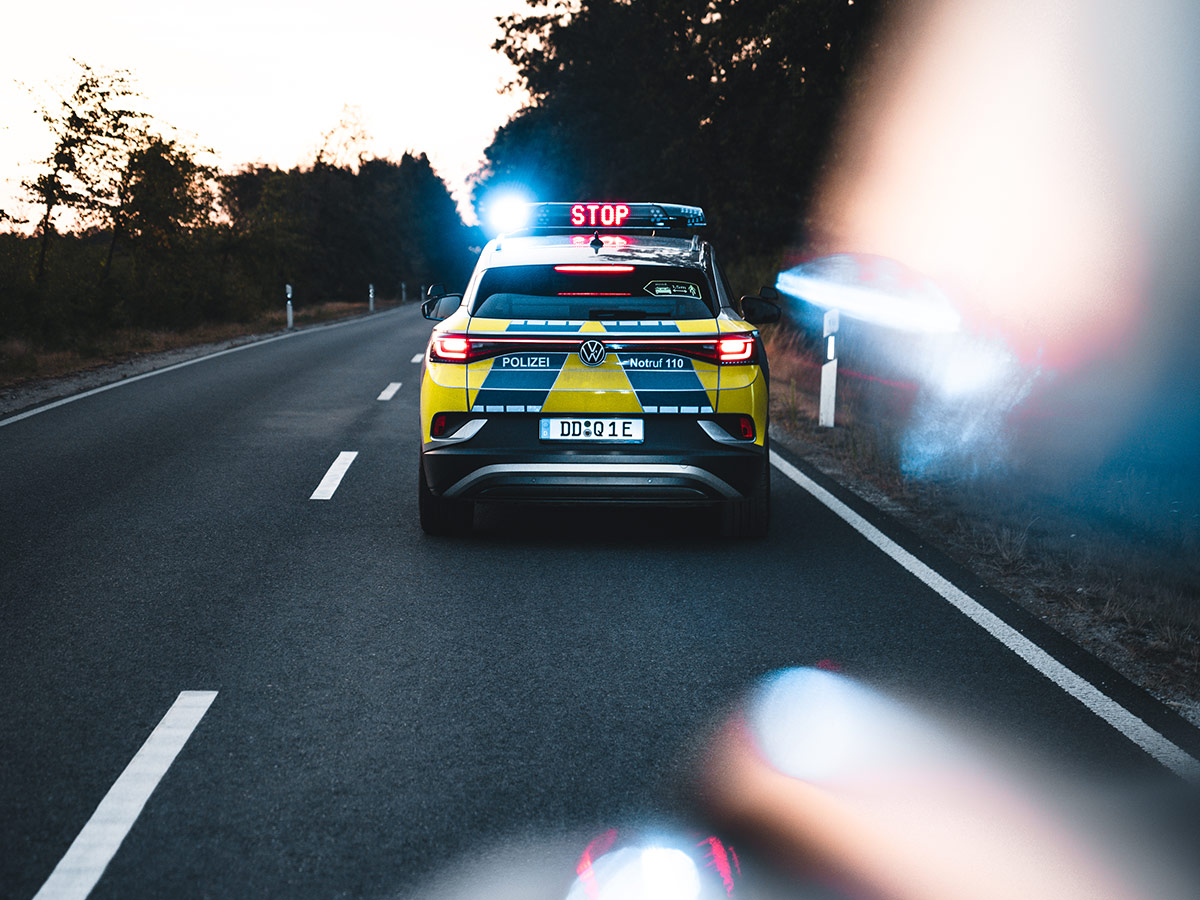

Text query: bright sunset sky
(0, 0), (530, 225)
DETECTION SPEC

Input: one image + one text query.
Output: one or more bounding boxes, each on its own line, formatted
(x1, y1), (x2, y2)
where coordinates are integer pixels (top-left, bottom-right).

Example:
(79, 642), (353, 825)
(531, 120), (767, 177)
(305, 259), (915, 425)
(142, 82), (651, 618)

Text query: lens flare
(483, 190), (535, 234)
(776, 254), (960, 335)
(565, 845), (702, 900)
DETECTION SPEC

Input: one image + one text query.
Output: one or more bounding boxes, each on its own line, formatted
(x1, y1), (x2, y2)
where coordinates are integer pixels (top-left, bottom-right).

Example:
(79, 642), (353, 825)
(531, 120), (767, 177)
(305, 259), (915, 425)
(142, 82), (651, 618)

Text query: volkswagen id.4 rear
(418, 201), (780, 536)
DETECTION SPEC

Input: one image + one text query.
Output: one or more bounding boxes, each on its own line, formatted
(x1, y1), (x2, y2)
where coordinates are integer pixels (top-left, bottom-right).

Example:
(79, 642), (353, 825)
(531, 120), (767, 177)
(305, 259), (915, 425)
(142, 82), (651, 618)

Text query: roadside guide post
(369, 283), (375, 313)
(820, 308), (839, 428)
(401, 282), (407, 303)
(286, 284), (294, 330)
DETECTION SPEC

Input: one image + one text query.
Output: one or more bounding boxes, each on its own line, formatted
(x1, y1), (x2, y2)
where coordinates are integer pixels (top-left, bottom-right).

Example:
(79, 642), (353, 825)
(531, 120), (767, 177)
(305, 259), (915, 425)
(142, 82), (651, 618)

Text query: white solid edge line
(0, 308), (404, 430)
(310, 451), (358, 500)
(410, 352), (424, 364)
(769, 449), (1200, 781)
(377, 382), (402, 401)
(33, 691), (218, 900)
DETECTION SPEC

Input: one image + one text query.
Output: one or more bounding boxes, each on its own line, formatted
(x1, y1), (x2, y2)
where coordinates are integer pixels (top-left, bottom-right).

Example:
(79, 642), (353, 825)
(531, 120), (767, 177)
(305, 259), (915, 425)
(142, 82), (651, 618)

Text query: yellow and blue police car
(418, 201), (781, 536)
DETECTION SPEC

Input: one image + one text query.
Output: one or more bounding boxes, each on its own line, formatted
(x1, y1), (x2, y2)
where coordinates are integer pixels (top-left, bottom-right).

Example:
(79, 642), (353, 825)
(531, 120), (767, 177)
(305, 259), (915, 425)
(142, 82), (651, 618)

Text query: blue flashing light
(485, 193), (533, 234)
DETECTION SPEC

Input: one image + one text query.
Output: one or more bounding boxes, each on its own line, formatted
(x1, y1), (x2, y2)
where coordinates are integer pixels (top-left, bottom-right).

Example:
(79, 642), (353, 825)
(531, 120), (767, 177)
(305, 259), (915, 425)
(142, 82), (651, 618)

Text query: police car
(418, 201), (781, 536)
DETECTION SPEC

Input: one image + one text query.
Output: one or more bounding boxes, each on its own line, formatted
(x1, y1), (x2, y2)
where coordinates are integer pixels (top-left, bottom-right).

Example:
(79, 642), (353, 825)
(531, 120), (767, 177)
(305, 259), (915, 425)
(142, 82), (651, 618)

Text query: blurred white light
(926, 336), (1016, 398)
(485, 193), (532, 234)
(565, 845), (701, 900)
(639, 847), (701, 900)
(776, 262), (961, 334)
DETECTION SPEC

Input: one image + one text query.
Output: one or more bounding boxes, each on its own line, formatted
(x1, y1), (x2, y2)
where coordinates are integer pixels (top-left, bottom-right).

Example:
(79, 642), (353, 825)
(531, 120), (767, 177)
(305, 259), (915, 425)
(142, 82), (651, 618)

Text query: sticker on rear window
(644, 281), (701, 298)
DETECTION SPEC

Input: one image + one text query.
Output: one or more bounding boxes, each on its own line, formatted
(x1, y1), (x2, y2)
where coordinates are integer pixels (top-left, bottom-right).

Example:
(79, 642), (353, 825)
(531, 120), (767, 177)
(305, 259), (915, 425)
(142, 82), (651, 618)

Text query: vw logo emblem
(578, 340), (607, 367)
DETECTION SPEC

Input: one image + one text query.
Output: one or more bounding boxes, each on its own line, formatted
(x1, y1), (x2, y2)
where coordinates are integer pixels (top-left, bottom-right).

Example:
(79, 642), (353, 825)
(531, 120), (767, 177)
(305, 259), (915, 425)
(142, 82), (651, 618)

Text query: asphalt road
(2, 305), (1199, 899)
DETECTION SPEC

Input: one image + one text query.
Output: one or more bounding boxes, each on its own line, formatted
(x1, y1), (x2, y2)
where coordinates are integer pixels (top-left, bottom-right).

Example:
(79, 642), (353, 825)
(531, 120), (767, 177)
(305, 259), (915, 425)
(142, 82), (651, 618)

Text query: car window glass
(473, 265), (716, 320)
(434, 295), (462, 318)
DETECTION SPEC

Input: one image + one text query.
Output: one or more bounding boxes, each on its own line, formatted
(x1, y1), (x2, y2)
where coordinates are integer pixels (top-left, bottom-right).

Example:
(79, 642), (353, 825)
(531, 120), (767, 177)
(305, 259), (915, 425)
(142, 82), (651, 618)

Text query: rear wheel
(720, 446), (770, 539)
(418, 459), (474, 535)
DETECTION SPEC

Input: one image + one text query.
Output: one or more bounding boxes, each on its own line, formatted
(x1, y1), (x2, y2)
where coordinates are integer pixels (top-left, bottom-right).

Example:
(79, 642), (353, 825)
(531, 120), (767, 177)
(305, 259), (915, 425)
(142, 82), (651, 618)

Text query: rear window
(471, 265), (715, 320)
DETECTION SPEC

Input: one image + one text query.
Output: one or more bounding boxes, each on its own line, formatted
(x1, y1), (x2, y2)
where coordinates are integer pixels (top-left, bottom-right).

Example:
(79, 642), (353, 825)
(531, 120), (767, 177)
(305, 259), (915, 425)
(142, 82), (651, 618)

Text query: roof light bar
(527, 202), (706, 231)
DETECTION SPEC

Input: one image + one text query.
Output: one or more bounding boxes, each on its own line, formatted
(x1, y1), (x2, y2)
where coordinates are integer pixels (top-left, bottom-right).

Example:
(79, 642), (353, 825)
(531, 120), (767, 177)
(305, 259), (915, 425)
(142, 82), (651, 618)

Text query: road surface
(3, 305), (1198, 898)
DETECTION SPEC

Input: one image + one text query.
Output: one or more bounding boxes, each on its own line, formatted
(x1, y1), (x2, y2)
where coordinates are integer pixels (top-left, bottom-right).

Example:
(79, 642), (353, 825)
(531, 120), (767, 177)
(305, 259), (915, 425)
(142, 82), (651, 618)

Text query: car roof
(476, 233), (708, 270)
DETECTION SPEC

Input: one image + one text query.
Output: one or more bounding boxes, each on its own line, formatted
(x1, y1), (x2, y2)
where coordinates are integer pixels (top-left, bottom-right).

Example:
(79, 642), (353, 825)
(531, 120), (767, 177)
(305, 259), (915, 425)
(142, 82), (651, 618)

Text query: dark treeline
(1, 148), (477, 346)
(473, 0), (890, 266)
(3, 2), (887, 350)
(1, 61), (478, 349)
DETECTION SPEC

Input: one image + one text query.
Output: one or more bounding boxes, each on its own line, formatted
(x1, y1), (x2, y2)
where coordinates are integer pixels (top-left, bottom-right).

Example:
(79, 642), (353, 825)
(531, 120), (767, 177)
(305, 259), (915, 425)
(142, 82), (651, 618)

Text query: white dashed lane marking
(770, 449), (1200, 780)
(310, 451), (358, 500)
(410, 353), (423, 364)
(34, 691), (218, 900)
(377, 382), (402, 401)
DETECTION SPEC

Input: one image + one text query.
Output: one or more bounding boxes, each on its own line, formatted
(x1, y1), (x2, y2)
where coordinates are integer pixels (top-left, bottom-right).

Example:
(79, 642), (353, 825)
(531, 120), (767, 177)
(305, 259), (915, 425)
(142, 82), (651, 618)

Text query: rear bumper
(420, 414), (765, 503)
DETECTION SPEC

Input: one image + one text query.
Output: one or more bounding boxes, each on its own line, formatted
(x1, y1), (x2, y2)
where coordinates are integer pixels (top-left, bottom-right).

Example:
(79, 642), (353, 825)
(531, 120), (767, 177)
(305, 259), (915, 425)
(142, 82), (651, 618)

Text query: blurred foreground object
(801, 0), (1200, 476)
(700, 668), (1187, 900)
(565, 828), (742, 900)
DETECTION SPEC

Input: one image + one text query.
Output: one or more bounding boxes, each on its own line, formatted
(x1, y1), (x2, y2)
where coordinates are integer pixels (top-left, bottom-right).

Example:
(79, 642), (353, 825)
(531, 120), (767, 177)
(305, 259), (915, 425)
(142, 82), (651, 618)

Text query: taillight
(430, 335), (471, 362)
(431, 413), (448, 437)
(718, 336), (755, 362)
(738, 415), (756, 440)
(553, 264), (635, 273)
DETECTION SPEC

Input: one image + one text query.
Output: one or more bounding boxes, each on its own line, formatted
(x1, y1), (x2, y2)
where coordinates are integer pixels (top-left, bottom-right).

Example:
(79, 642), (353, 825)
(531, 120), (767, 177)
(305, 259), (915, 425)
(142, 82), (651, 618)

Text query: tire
(720, 447), (771, 539)
(418, 459), (474, 535)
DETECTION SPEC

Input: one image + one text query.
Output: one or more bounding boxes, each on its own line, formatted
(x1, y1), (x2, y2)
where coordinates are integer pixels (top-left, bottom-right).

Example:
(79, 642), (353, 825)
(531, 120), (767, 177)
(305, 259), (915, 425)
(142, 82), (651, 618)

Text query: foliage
(21, 61), (150, 282)
(217, 153), (478, 316)
(474, 0), (888, 264)
(4, 66), (477, 349)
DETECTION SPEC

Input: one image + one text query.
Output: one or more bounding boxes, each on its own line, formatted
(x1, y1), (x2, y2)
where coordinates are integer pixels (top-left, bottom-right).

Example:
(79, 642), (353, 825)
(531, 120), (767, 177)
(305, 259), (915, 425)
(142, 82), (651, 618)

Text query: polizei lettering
(498, 355), (552, 368)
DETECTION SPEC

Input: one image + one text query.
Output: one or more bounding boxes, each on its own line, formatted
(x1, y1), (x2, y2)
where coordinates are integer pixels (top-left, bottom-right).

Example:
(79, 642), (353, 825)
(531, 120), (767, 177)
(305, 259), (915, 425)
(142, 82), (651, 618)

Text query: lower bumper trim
(442, 462), (741, 500)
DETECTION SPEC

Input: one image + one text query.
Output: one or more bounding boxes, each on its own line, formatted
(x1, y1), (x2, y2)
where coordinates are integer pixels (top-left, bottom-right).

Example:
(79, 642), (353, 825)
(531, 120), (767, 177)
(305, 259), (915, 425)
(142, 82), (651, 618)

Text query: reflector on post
(820, 309), (839, 427)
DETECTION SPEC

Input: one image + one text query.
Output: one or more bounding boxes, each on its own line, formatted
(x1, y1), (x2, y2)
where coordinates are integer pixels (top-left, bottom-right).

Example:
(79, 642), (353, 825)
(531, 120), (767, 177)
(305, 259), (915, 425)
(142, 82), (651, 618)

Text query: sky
(0, 0), (531, 225)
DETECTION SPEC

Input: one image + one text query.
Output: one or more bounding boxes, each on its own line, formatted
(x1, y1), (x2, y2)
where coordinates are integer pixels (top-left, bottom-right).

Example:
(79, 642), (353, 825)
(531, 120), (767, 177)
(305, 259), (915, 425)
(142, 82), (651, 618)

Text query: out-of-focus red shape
(575, 828), (619, 900)
(699, 835), (737, 896)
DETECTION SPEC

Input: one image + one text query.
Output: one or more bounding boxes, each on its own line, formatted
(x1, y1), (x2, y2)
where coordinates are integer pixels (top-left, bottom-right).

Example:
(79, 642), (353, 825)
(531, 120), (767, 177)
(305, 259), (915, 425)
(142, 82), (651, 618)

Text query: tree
(105, 137), (215, 271)
(474, 1), (889, 261)
(315, 105), (373, 170)
(22, 60), (149, 283)
(215, 151), (476, 312)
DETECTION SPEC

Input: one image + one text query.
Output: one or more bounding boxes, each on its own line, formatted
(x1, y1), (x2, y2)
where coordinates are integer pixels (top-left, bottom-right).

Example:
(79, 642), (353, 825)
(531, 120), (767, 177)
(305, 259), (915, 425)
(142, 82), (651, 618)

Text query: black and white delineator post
(369, 283), (375, 313)
(819, 308), (839, 427)
(286, 284), (294, 330)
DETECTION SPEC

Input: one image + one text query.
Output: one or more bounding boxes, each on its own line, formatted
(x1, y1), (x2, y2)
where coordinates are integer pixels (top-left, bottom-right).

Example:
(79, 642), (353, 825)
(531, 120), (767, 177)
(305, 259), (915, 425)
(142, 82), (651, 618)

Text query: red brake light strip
(428, 335), (756, 364)
(553, 265), (635, 273)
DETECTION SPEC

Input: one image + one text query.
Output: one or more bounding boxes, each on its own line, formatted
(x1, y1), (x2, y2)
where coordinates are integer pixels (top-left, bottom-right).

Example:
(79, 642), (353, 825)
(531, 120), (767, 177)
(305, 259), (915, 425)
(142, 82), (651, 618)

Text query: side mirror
(740, 296), (782, 325)
(426, 283), (446, 301)
(422, 294), (463, 321)
(758, 285), (779, 301)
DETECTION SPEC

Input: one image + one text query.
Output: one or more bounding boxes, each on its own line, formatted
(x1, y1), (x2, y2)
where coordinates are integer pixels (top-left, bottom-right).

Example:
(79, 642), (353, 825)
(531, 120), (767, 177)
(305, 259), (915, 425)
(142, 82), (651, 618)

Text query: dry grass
(765, 326), (1200, 706)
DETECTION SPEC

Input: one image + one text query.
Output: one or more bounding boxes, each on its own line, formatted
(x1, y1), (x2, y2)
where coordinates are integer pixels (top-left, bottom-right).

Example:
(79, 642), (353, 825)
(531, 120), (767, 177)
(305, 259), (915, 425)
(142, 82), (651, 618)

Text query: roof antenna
(589, 231), (604, 254)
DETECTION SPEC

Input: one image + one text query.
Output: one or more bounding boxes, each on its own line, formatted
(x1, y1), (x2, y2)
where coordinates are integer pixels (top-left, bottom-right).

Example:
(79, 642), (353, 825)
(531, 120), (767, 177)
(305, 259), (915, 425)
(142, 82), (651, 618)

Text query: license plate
(539, 418), (643, 442)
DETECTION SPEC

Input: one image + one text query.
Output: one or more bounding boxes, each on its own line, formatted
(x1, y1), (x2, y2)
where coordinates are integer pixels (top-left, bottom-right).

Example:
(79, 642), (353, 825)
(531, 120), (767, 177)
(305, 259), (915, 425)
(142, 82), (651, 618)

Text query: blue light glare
(776, 254), (960, 334)
(483, 190), (535, 235)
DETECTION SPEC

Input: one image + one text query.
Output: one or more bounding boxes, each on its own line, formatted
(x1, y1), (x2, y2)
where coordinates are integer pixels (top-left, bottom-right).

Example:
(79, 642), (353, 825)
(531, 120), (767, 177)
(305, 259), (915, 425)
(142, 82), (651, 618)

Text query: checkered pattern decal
(460, 320), (720, 414)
